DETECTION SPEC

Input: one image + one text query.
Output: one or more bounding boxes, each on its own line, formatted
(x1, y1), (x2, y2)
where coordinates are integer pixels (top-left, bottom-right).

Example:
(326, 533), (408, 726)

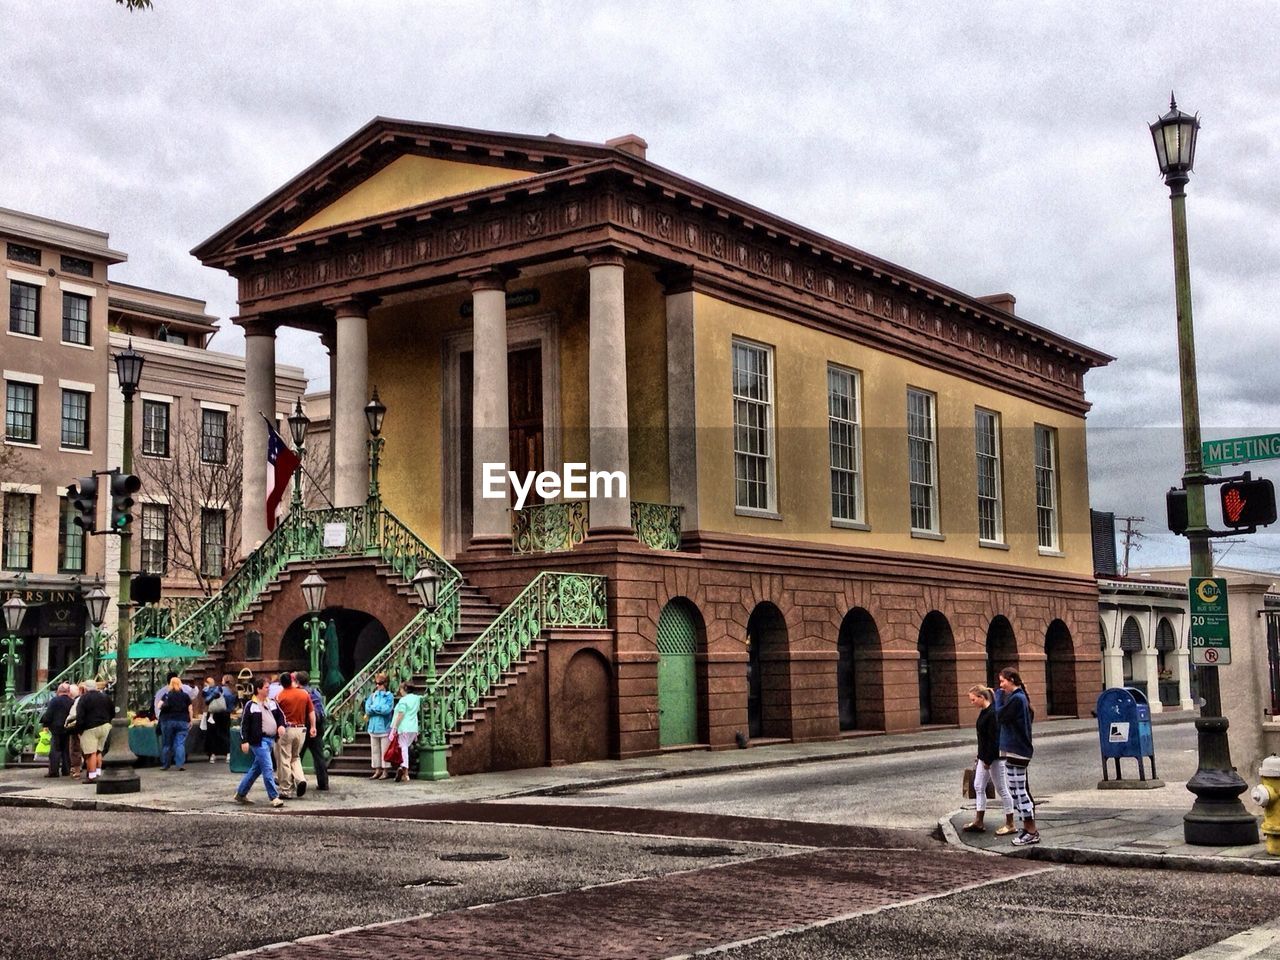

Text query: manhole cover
(402, 877), (461, 888)
(643, 844), (739, 858)
(438, 851), (509, 862)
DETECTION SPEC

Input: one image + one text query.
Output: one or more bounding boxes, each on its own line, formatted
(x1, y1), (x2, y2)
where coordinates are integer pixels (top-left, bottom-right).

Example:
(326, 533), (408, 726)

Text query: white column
(242, 320), (277, 554)
(664, 270), (699, 531)
(587, 249), (632, 533)
(469, 272), (511, 547)
(332, 300), (369, 508)
(322, 330), (338, 504)
(1177, 610), (1194, 709)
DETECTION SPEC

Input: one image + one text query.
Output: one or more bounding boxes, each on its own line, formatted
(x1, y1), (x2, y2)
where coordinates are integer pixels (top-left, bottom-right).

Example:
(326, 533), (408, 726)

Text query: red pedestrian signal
(1220, 478), (1277, 529)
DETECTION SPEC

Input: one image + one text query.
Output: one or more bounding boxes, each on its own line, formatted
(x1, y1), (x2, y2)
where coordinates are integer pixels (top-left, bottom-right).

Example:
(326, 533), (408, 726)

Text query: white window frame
(975, 408), (1004, 545)
(907, 388), (939, 534)
(200, 508), (226, 578)
(731, 338), (777, 516)
(141, 502), (168, 575)
(1035, 424), (1060, 552)
(828, 364), (864, 525)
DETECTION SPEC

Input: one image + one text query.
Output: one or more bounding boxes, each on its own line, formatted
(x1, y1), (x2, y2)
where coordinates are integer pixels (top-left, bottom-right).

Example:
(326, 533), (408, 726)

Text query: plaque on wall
(323, 523), (348, 548)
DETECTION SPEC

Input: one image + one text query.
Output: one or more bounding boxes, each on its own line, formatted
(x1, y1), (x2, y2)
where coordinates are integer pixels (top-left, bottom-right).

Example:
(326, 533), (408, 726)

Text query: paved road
(516, 722), (1200, 830)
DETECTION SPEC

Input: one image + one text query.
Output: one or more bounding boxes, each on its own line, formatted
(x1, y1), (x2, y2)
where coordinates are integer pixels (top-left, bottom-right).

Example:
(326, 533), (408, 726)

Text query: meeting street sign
(1188, 577), (1231, 666)
(1202, 433), (1280, 469)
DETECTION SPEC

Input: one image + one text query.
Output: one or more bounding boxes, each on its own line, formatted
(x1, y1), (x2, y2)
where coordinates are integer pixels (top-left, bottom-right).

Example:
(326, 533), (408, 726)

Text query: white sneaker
(209, 755), (216, 763)
(270, 797), (285, 808)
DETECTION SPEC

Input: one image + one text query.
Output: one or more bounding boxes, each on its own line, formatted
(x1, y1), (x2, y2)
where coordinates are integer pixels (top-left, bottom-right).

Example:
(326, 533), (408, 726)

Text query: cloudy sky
(4, 2), (1278, 568)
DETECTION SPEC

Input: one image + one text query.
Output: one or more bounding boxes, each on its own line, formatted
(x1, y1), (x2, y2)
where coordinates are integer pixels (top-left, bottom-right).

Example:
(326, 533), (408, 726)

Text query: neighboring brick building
(193, 120), (1112, 770)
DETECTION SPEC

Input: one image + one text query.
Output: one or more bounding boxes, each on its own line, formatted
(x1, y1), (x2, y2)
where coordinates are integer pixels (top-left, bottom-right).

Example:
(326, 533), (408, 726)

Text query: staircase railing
(320, 579), (460, 762)
(420, 571), (607, 779)
(1, 501), (458, 764)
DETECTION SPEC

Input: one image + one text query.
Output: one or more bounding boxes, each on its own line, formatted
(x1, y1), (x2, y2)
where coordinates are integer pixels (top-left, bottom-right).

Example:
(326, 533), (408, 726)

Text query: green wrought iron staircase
(0, 502), (458, 766)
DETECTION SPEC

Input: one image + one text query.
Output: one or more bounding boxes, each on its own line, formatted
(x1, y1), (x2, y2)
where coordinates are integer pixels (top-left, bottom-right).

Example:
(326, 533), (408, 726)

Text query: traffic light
(1166, 488), (1188, 535)
(1220, 477), (1277, 529)
(69, 476), (98, 534)
(109, 472), (141, 532)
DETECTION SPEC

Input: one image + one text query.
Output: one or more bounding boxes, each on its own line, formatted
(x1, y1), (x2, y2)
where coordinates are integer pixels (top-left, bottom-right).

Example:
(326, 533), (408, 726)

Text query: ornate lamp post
(300, 569), (327, 681)
(411, 564), (448, 781)
(365, 388), (387, 506)
(99, 340), (145, 795)
(84, 580), (110, 677)
(1150, 95), (1258, 846)
(288, 398), (310, 513)
(2, 596), (27, 700)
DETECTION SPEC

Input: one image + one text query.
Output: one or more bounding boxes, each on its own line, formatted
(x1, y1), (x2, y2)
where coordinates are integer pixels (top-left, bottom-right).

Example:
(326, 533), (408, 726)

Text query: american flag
(265, 420), (302, 532)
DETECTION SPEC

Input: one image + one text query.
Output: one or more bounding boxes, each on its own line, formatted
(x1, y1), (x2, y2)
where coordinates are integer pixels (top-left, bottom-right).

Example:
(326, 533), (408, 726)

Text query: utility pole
(1116, 516), (1146, 575)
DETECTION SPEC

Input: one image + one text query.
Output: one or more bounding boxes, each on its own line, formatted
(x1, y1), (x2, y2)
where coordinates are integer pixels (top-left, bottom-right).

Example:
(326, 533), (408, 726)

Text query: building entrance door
(657, 603), (697, 746)
(457, 345), (544, 548)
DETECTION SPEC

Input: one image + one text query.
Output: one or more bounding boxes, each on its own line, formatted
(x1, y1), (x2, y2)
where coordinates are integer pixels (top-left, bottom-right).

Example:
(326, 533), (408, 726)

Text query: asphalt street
(517, 722), (1201, 830)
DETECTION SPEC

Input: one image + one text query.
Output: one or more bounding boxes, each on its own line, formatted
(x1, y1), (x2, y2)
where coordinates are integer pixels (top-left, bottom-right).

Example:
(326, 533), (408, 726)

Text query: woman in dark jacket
(963, 685), (1015, 835)
(996, 667), (1038, 845)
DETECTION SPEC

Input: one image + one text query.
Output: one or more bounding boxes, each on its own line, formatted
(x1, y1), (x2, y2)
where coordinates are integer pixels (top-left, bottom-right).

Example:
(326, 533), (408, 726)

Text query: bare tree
(134, 412), (243, 595)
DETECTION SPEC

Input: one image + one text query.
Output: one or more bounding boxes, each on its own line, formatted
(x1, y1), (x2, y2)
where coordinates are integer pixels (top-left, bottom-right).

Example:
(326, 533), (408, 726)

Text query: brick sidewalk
(234, 847), (1046, 960)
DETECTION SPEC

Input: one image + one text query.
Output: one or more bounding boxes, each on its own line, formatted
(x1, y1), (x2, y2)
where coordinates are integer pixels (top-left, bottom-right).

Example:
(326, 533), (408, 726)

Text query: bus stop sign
(1188, 577), (1231, 666)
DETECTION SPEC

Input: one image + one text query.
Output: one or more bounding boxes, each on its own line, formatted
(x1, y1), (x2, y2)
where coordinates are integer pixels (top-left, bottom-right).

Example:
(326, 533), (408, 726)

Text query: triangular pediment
(193, 118), (624, 262)
(287, 155), (536, 237)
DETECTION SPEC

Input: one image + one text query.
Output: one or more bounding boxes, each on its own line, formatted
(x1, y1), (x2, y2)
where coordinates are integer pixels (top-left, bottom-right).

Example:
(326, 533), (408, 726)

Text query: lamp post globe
(288, 398), (310, 511)
(85, 582), (110, 629)
(2, 595), (25, 635)
(301, 569), (327, 614)
(1151, 95), (1258, 846)
(364, 388), (387, 438)
(411, 566), (441, 612)
(300, 569), (327, 681)
(113, 340), (145, 398)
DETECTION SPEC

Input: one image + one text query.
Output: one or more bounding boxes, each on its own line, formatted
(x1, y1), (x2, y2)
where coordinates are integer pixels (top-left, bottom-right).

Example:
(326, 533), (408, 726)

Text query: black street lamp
(100, 340), (145, 795)
(84, 580), (110, 676)
(288, 398), (310, 513)
(411, 566), (441, 613)
(365, 388), (387, 505)
(1150, 95), (1258, 846)
(300, 569), (327, 681)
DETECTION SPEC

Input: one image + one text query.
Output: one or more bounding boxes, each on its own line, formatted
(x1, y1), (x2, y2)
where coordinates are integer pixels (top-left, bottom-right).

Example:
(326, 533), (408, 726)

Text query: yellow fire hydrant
(1249, 755), (1280, 856)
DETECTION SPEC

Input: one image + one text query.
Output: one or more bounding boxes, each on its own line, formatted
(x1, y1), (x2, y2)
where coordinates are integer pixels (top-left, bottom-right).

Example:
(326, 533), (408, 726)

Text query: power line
(1116, 515), (1146, 575)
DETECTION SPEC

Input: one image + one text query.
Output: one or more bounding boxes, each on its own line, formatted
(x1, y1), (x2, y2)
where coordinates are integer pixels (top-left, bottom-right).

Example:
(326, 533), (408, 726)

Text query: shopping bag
(383, 737), (402, 767)
(34, 728), (52, 758)
(962, 766), (996, 800)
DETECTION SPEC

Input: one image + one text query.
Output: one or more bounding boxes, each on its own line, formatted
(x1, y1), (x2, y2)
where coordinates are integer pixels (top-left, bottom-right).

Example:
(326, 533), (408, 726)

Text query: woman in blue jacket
(363, 673), (394, 780)
(996, 667), (1038, 846)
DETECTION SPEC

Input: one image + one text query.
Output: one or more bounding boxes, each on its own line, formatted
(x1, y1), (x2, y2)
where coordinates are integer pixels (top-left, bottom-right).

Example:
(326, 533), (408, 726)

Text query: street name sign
(1202, 433), (1280, 468)
(1188, 576), (1231, 665)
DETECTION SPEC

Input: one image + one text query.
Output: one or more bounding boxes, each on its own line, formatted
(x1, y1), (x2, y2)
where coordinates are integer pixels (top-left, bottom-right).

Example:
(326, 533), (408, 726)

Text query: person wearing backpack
(996, 667), (1038, 846)
(295, 671), (330, 792)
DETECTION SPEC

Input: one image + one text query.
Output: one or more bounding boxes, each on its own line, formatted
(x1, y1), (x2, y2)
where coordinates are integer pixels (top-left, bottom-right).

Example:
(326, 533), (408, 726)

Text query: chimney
(606, 134), (648, 160)
(977, 292), (1016, 315)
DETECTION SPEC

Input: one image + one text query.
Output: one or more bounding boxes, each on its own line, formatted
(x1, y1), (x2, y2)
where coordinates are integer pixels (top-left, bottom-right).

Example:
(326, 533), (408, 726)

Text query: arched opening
(984, 615), (1018, 687)
(1120, 615), (1145, 696)
(917, 611), (957, 726)
(1044, 619), (1076, 716)
(746, 602), (790, 740)
(657, 599), (707, 747)
(1155, 617), (1179, 707)
(279, 608), (391, 691)
(558, 649), (612, 764)
(837, 608), (882, 731)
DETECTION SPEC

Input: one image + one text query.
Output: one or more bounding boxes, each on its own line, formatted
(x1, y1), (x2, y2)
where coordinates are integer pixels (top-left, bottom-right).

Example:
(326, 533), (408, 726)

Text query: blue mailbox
(1096, 687), (1157, 783)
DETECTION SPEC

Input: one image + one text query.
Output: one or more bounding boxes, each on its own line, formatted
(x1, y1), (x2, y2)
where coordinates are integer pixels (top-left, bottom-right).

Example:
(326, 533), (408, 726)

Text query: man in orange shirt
(274, 672), (315, 798)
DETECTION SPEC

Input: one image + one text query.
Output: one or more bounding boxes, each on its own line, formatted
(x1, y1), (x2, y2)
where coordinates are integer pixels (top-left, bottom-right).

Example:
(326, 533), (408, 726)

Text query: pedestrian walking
(274, 672), (315, 798)
(388, 680), (421, 783)
(75, 679), (115, 783)
(363, 673), (394, 780)
(996, 667), (1038, 846)
(158, 676), (195, 770)
(234, 676), (286, 808)
(962, 684), (1016, 835)
(40, 683), (74, 778)
(202, 675), (234, 762)
(295, 671), (330, 792)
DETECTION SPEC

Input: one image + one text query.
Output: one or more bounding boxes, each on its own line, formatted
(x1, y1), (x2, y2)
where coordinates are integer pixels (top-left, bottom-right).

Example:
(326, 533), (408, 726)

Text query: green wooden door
(657, 603), (698, 746)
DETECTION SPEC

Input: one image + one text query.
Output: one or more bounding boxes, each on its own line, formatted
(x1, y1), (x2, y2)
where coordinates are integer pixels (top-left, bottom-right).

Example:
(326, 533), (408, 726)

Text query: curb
(936, 810), (1280, 877)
